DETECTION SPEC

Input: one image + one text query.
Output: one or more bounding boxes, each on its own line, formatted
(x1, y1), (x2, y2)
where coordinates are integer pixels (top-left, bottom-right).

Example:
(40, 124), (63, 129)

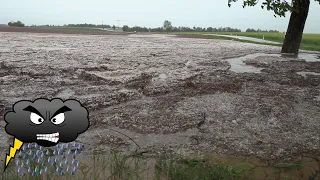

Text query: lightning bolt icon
(4, 138), (23, 172)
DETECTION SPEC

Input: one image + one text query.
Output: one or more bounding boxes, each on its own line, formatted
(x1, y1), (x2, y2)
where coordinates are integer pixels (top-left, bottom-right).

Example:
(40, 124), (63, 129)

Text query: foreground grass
(1, 148), (319, 180)
(173, 32), (320, 52)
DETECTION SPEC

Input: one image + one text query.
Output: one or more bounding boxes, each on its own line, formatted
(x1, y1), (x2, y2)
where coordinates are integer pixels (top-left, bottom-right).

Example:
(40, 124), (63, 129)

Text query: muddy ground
(0, 27), (132, 35)
(0, 32), (319, 160)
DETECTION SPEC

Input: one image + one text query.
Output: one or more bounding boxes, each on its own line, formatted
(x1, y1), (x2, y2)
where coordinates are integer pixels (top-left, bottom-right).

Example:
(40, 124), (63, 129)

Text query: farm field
(174, 32), (320, 51)
(0, 31), (319, 179)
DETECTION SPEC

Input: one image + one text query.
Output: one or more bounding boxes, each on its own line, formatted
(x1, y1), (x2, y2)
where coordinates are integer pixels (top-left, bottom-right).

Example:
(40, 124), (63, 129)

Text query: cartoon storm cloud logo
(3, 98), (90, 171)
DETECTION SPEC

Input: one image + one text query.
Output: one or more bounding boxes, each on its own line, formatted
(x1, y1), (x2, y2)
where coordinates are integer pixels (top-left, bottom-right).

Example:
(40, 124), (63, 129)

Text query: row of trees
(122, 25), (257, 33)
(63, 24), (112, 28)
(7, 20), (279, 33)
(245, 28), (279, 33)
(8, 21), (25, 27)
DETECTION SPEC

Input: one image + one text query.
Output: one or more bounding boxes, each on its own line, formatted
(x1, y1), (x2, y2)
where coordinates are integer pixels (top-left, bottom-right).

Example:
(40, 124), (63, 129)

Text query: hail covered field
(0, 32), (319, 159)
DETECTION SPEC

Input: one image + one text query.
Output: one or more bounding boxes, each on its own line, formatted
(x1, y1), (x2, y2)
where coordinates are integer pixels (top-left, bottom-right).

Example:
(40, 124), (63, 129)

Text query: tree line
(7, 20), (280, 33)
(245, 28), (279, 33)
(8, 21), (25, 27)
(122, 25), (242, 32)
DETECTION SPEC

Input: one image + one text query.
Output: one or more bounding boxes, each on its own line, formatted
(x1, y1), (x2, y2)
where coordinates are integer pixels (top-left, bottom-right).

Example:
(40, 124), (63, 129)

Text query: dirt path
(0, 32), (319, 160)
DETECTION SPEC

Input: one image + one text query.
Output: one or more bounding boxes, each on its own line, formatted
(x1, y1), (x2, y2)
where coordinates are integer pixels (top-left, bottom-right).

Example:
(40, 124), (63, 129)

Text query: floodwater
(296, 71), (320, 77)
(224, 53), (281, 73)
(299, 52), (320, 62)
(225, 52), (320, 73)
(0, 32), (319, 174)
(204, 34), (282, 44)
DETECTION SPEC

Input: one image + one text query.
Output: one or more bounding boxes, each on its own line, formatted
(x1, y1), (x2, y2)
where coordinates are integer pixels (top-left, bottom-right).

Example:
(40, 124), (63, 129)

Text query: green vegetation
(228, 0), (320, 55)
(155, 153), (246, 180)
(8, 21), (25, 27)
(1, 146), (319, 180)
(173, 32), (320, 52)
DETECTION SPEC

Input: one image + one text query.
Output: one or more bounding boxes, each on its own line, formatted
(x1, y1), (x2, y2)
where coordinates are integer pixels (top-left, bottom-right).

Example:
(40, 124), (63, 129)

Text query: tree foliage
(8, 21), (25, 27)
(63, 23), (111, 28)
(246, 28), (279, 32)
(228, 0), (320, 17)
(121, 24), (271, 33)
(163, 20), (172, 31)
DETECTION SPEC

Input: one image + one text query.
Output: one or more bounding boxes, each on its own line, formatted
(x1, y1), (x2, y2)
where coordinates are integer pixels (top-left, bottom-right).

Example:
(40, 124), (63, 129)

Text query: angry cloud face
(4, 98), (89, 147)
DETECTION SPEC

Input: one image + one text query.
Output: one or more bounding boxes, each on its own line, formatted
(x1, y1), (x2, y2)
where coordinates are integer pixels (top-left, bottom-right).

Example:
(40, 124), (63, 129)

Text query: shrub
(8, 21), (25, 27)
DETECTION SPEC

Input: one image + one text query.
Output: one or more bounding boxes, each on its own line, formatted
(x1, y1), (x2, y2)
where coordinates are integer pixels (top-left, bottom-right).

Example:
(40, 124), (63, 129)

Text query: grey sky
(1, 0), (319, 33)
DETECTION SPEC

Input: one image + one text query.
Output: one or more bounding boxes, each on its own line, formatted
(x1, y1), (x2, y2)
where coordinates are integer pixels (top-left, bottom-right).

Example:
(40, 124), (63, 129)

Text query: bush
(8, 21), (25, 27)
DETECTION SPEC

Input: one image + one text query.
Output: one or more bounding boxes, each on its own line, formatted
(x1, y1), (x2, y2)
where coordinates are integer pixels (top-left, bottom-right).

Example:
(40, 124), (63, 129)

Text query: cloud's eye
(30, 113), (44, 125)
(51, 113), (65, 125)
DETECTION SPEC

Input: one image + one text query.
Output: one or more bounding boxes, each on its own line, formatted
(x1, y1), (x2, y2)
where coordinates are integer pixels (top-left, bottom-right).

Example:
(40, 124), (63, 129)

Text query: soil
(0, 31), (319, 160)
(0, 27), (133, 35)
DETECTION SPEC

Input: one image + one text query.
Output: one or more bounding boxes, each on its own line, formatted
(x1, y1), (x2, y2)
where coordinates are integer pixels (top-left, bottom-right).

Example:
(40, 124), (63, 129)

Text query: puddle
(203, 34), (282, 44)
(296, 71), (320, 78)
(224, 53), (281, 73)
(299, 53), (320, 62)
(225, 53), (320, 73)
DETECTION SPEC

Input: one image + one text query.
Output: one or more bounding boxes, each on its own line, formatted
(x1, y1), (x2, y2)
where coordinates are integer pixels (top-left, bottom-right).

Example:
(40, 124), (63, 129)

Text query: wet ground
(0, 32), (319, 161)
(203, 34), (282, 44)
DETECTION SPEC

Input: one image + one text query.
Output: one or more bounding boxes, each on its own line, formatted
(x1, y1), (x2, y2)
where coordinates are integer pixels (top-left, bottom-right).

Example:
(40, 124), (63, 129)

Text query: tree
(8, 21), (25, 27)
(228, 0), (319, 56)
(163, 20), (172, 32)
(112, 25), (116, 31)
(122, 25), (129, 31)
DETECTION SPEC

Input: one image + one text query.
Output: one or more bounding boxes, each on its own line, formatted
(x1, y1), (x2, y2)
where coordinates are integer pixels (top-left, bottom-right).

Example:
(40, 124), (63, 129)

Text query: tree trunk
(281, 0), (310, 56)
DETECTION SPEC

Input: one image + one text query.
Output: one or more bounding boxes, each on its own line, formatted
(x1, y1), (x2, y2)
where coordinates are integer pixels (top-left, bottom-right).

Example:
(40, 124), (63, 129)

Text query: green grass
(2, 149), (319, 180)
(172, 32), (320, 52)
(155, 153), (246, 180)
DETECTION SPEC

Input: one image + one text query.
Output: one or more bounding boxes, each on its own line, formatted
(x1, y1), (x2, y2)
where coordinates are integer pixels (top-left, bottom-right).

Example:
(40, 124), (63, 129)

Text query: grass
(172, 32), (320, 52)
(155, 153), (246, 180)
(1, 144), (319, 180)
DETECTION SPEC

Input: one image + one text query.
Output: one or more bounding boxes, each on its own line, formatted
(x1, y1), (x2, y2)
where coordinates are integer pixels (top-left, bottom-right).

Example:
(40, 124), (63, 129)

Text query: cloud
(4, 98), (89, 147)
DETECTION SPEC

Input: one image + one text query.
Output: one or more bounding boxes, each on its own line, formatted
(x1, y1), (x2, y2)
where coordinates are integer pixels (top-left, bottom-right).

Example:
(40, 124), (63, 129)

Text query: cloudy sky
(1, 0), (319, 33)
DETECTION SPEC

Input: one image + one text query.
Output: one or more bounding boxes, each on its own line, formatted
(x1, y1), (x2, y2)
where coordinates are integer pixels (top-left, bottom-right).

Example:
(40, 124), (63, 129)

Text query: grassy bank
(173, 32), (320, 52)
(1, 143), (319, 180)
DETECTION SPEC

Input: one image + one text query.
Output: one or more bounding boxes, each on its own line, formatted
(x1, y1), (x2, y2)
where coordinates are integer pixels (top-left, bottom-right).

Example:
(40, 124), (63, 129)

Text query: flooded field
(0, 32), (319, 178)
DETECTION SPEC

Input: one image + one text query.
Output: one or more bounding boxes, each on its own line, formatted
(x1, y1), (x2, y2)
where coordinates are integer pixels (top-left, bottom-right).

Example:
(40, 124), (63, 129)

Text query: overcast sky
(0, 0), (319, 33)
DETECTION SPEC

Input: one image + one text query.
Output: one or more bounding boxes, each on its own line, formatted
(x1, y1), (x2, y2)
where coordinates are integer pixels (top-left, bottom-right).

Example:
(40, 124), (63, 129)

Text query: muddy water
(0, 32), (319, 174)
(224, 53), (320, 73)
